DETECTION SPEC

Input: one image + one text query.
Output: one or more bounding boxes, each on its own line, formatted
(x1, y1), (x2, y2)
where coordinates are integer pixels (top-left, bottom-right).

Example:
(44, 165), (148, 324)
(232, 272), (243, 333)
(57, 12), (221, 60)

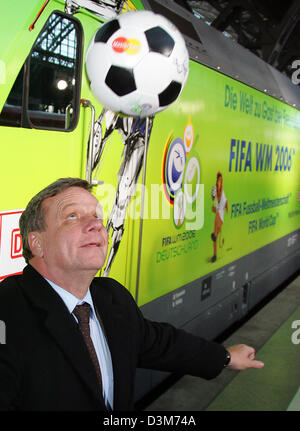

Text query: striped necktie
(73, 303), (103, 394)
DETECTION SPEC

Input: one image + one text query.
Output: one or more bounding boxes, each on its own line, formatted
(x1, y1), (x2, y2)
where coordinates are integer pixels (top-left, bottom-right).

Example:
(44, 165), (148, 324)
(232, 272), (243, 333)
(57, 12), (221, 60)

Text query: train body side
(131, 0), (300, 399)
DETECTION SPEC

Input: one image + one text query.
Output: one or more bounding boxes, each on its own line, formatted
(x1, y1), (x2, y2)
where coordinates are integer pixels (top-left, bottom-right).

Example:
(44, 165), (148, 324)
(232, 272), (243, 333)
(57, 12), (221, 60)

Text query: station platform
(141, 273), (300, 411)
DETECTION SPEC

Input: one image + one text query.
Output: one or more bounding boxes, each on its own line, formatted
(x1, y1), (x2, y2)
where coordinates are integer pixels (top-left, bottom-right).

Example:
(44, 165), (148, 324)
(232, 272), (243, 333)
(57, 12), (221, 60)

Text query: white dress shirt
(45, 278), (114, 409)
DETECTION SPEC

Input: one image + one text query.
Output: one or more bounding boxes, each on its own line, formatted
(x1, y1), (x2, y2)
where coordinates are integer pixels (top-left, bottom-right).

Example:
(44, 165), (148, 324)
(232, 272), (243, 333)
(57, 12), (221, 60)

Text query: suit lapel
(20, 265), (107, 410)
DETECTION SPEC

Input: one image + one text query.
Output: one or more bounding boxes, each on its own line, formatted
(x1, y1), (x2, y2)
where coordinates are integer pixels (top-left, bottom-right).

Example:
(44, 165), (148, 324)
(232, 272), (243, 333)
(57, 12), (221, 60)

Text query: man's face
(36, 187), (108, 275)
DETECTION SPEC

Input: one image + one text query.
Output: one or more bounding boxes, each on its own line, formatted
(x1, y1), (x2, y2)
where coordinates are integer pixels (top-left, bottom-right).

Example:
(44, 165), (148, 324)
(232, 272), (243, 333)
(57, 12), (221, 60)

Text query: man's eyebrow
(60, 202), (78, 211)
(57, 202), (80, 215)
(59, 202), (100, 214)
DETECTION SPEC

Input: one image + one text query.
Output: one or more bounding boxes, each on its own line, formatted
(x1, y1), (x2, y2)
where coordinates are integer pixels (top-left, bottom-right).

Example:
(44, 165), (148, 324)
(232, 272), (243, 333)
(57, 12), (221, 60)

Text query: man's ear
(28, 232), (44, 258)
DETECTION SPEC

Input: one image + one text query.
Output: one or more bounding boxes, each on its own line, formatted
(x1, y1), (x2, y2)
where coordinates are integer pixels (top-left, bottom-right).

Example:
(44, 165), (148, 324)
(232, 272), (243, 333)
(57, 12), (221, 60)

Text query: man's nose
(84, 216), (104, 231)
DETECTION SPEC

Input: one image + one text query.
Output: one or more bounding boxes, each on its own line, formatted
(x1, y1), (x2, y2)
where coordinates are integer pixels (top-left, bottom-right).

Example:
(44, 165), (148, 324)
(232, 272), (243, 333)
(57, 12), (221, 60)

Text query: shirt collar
(45, 277), (95, 316)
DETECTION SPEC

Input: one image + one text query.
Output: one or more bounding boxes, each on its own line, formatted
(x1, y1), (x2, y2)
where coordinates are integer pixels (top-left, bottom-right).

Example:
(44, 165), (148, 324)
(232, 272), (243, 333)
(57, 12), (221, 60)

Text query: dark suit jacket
(0, 265), (226, 411)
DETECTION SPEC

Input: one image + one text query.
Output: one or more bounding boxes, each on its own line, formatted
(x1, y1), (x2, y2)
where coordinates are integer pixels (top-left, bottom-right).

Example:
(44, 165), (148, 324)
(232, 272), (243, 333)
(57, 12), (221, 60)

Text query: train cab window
(0, 11), (82, 131)
(28, 12), (81, 130)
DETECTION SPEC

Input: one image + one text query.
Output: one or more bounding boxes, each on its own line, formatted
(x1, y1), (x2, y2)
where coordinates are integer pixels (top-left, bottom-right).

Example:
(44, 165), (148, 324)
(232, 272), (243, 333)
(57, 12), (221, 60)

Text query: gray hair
(19, 177), (93, 263)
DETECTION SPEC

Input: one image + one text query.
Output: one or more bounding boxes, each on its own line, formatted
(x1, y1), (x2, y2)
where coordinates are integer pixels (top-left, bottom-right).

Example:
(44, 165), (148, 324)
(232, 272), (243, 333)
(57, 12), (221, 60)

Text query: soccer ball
(85, 10), (189, 117)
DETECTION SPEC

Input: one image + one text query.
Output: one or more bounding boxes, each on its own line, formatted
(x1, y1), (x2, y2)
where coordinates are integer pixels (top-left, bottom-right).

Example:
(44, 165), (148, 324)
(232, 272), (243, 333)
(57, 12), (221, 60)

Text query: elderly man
(0, 178), (264, 411)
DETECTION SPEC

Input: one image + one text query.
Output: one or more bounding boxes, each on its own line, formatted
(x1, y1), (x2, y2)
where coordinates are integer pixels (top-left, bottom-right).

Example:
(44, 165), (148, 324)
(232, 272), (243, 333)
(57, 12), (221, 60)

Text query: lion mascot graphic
(211, 171), (229, 262)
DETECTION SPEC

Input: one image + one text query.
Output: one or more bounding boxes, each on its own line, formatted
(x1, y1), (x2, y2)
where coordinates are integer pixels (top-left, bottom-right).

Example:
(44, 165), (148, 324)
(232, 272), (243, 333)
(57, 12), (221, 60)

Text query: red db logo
(0, 210), (25, 281)
(11, 228), (22, 259)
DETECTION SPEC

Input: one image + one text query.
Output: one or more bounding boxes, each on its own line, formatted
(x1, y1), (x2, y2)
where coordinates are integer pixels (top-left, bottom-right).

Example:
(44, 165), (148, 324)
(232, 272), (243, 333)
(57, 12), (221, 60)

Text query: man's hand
(226, 344), (264, 370)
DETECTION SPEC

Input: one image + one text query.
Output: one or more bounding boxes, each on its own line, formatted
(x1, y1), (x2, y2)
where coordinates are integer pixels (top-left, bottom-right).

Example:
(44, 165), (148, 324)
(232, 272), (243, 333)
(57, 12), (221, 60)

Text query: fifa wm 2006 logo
(291, 320), (300, 345)
(162, 119), (204, 230)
